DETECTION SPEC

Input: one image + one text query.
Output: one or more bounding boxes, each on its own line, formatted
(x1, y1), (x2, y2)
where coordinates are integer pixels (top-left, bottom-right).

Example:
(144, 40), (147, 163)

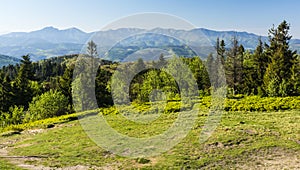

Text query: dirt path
(234, 148), (300, 170)
(0, 145), (94, 170)
(0, 130), (96, 170)
(0, 137), (51, 170)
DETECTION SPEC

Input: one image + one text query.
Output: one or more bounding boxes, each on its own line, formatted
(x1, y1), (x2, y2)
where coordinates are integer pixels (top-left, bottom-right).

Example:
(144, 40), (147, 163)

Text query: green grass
(0, 106), (299, 169)
(0, 111), (90, 133)
(0, 159), (25, 170)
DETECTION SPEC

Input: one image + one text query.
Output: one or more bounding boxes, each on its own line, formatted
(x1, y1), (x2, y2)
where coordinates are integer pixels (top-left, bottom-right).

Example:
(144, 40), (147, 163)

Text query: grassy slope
(0, 109), (299, 169)
(0, 159), (25, 170)
(0, 108), (300, 169)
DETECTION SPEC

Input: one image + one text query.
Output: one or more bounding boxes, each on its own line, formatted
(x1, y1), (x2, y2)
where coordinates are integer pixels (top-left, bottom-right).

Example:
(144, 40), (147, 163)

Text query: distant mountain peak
(40, 26), (59, 31)
(36, 27), (86, 34)
(64, 27), (85, 33)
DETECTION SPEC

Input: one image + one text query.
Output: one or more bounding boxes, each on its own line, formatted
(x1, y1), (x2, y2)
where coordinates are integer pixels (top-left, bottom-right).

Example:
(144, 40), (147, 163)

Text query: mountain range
(0, 26), (300, 63)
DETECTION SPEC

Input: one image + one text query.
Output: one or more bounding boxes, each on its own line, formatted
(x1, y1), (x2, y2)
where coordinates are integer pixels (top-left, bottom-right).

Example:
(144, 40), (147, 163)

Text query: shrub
(26, 90), (70, 122)
(198, 96), (300, 112)
(0, 106), (25, 128)
(226, 96), (300, 112)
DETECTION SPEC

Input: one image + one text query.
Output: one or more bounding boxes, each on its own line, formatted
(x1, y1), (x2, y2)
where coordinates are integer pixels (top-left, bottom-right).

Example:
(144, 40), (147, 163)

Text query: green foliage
(136, 157), (150, 164)
(182, 56), (210, 91)
(197, 96), (300, 112)
(263, 21), (297, 96)
(225, 37), (244, 94)
(95, 67), (113, 107)
(58, 63), (75, 110)
(0, 106), (25, 128)
(26, 90), (69, 122)
(225, 96), (300, 112)
(13, 55), (35, 108)
(266, 77), (279, 97)
(0, 111), (83, 133)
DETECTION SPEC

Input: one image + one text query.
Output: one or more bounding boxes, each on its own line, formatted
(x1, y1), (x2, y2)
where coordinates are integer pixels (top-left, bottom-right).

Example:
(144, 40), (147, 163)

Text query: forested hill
(0, 55), (20, 67)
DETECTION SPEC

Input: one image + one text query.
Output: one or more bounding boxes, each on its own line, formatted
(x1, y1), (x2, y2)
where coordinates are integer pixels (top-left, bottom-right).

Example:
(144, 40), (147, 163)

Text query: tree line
(208, 20), (300, 97)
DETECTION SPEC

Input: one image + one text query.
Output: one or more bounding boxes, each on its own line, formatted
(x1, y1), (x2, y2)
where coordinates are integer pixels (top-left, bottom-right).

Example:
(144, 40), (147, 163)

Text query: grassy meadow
(0, 99), (299, 169)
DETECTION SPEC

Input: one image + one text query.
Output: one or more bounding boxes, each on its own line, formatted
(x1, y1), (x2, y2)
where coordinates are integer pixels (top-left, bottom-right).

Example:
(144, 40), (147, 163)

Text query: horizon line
(0, 26), (267, 37)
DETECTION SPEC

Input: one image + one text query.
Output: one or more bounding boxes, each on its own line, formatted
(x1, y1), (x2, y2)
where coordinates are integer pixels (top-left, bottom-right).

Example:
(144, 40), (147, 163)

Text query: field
(0, 104), (299, 169)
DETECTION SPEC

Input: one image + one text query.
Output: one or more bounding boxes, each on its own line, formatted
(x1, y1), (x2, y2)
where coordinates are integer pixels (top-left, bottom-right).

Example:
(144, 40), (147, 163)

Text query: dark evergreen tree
(216, 38), (226, 65)
(0, 74), (14, 111)
(225, 37), (244, 94)
(13, 55), (35, 108)
(95, 67), (113, 107)
(156, 53), (167, 68)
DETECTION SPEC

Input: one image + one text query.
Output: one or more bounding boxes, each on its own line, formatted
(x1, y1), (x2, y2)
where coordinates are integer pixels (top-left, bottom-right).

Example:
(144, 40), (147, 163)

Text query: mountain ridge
(0, 26), (299, 62)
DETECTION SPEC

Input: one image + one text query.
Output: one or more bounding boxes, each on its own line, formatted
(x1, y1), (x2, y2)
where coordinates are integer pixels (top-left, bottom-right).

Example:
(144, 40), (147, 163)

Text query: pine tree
(58, 64), (74, 110)
(206, 53), (215, 85)
(290, 55), (300, 95)
(225, 37), (244, 94)
(72, 41), (100, 111)
(253, 38), (268, 88)
(217, 39), (226, 65)
(156, 53), (167, 68)
(13, 55), (35, 108)
(263, 20), (297, 96)
(87, 40), (98, 58)
(0, 74), (14, 112)
(213, 38), (226, 88)
(242, 51), (257, 94)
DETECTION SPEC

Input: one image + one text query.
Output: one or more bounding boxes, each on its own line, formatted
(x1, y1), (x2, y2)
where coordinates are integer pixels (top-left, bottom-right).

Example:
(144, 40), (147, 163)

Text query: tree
(290, 55), (300, 95)
(156, 53), (167, 68)
(206, 53), (215, 86)
(26, 90), (69, 122)
(263, 20), (297, 96)
(242, 50), (257, 94)
(58, 64), (74, 110)
(225, 37), (244, 95)
(87, 40), (98, 58)
(95, 67), (113, 106)
(252, 38), (268, 90)
(13, 55), (35, 108)
(133, 58), (146, 73)
(213, 38), (227, 89)
(0, 74), (14, 112)
(18, 55), (34, 80)
(183, 57), (210, 92)
(216, 38), (226, 65)
(128, 58), (147, 101)
(72, 41), (100, 111)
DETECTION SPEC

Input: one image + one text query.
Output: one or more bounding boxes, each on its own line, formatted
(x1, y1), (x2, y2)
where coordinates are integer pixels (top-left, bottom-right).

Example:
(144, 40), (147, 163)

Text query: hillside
(0, 105), (299, 169)
(0, 54), (20, 67)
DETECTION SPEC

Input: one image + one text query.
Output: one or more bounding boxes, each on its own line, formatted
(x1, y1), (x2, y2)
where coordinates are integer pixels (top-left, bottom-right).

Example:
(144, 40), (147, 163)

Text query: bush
(0, 106), (25, 128)
(226, 96), (300, 112)
(198, 96), (300, 112)
(26, 90), (70, 122)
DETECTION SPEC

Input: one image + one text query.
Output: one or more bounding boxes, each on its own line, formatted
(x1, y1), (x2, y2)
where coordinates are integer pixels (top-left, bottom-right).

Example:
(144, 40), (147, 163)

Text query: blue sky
(1, 0), (300, 37)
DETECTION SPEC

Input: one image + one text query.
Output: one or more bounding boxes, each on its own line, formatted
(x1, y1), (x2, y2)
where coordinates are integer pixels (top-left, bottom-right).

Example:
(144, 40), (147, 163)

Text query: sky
(1, 0), (300, 37)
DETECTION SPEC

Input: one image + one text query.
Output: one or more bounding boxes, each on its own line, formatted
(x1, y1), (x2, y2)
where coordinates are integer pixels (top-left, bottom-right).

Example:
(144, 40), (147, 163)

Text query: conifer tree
(225, 37), (244, 94)
(14, 55), (35, 108)
(264, 20), (297, 96)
